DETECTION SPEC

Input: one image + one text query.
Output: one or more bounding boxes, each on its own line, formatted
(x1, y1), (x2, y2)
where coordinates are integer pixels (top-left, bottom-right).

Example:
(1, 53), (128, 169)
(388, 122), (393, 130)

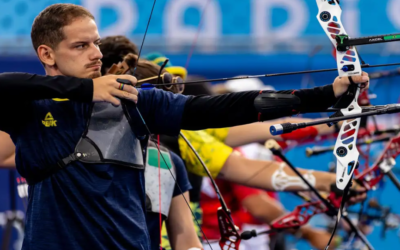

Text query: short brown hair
(31, 4), (94, 53)
(114, 53), (182, 94)
(100, 36), (139, 75)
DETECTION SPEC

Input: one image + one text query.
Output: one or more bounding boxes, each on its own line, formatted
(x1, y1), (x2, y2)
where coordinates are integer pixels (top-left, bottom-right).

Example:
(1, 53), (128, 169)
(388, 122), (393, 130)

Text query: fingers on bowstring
(111, 78), (138, 95)
(105, 95), (121, 107)
(111, 89), (138, 103)
(120, 84), (138, 95)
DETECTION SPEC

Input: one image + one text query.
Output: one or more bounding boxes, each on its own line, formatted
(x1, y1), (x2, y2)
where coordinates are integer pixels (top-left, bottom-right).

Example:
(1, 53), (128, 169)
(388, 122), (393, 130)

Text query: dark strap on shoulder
(26, 153), (80, 185)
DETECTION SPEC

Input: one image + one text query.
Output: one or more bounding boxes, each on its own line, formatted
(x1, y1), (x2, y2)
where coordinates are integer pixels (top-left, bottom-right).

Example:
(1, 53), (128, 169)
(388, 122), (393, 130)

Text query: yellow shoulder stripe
(52, 98), (69, 102)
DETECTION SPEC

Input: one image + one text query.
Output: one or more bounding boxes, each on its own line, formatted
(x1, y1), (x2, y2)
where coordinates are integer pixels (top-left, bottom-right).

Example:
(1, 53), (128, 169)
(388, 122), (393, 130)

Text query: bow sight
(336, 33), (400, 52)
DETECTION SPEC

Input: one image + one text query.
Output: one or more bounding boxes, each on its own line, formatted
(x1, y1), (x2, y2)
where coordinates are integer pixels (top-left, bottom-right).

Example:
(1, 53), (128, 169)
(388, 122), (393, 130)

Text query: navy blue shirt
(3, 88), (187, 250)
(145, 151), (192, 250)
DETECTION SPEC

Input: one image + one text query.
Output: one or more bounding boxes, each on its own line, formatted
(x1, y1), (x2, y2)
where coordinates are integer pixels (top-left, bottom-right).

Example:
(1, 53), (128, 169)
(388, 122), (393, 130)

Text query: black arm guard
(254, 92), (301, 120)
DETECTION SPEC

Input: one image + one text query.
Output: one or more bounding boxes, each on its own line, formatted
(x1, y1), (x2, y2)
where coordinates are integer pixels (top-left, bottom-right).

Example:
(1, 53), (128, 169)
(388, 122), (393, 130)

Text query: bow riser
(317, 0), (362, 190)
(217, 208), (241, 250)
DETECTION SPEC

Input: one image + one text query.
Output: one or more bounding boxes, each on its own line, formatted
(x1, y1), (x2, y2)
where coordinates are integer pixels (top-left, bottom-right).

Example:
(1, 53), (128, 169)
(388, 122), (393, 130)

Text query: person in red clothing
(201, 177), (272, 250)
(200, 176), (335, 250)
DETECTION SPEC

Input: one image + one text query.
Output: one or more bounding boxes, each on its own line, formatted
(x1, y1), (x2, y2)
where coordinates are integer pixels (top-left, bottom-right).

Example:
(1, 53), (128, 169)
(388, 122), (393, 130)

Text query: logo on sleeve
(42, 112), (57, 127)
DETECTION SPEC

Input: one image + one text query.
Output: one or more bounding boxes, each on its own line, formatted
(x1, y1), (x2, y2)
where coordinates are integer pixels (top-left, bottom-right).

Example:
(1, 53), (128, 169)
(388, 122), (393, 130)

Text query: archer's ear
(37, 45), (56, 67)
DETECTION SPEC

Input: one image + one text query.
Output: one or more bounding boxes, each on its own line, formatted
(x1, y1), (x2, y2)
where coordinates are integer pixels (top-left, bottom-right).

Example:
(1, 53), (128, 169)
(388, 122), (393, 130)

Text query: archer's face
(53, 17), (103, 79)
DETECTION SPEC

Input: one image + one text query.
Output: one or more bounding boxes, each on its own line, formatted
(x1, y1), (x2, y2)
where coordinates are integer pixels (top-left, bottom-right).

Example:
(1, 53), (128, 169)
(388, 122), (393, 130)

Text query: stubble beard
(88, 71), (102, 79)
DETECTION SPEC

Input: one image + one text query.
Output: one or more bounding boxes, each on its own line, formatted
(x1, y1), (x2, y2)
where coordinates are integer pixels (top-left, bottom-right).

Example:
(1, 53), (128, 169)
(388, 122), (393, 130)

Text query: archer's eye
(75, 44), (87, 49)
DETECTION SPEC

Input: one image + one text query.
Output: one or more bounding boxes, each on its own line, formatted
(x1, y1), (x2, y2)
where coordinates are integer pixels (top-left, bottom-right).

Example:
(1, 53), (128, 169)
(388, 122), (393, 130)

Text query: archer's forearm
(0, 132), (16, 168)
(299, 226), (337, 250)
(0, 156), (16, 168)
(224, 118), (315, 147)
(242, 193), (286, 224)
(218, 153), (334, 192)
(167, 193), (203, 250)
(180, 85), (338, 130)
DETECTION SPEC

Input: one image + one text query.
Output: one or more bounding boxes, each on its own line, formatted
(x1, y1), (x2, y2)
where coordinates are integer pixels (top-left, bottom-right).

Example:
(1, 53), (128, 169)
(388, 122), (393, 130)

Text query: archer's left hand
(330, 182), (367, 205)
(332, 71), (370, 98)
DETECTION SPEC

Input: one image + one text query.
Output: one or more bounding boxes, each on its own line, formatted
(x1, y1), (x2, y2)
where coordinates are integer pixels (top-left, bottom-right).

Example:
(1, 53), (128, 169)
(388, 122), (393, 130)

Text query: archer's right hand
(92, 75), (138, 106)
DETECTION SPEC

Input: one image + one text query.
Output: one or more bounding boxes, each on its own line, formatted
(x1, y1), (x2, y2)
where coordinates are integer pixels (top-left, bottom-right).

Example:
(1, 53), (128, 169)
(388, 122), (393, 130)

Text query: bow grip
(217, 208), (241, 250)
(333, 78), (359, 109)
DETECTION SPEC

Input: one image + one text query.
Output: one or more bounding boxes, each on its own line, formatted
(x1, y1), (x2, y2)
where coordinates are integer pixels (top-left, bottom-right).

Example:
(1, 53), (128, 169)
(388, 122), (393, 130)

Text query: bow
(315, 0), (400, 193)
(317, 0), (363, 191)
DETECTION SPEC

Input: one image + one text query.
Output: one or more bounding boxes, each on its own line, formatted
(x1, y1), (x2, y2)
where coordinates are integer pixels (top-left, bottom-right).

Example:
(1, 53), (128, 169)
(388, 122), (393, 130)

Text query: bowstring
(184, 0), (213, 69)
(158, 135), (162, 249)
(134, 0), (157, 70)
